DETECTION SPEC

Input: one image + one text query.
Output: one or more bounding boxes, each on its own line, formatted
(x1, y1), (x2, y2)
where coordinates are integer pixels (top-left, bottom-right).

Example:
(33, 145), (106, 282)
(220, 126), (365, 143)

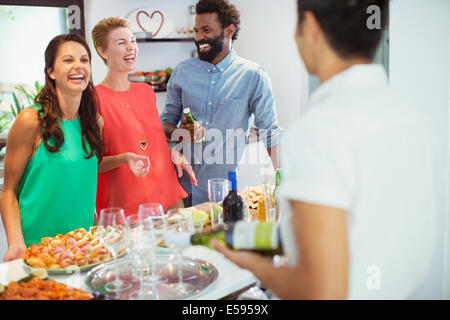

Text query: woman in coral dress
(92, 17), (197, 216)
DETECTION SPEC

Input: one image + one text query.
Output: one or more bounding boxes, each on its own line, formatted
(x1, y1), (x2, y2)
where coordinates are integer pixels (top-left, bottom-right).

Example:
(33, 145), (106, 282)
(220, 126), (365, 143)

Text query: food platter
(22, 251), (127, 275)
(86, 256), (218, 300)
(22, 226), (128, 275)
(0, 270), (93, 300)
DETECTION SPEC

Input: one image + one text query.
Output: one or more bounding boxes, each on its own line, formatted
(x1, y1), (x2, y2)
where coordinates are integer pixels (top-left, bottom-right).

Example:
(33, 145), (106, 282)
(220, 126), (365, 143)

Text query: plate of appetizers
(0, 269), (96, 300)
(22, 226), (126, 275)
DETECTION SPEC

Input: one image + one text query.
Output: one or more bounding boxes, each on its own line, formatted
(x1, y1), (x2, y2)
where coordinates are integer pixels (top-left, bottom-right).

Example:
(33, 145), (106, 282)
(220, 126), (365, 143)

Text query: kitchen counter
(0, 245), (257, 300)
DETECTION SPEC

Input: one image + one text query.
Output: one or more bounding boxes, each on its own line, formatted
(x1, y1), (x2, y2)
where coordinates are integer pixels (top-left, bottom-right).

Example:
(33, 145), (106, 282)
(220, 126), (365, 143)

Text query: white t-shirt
(279, 64), (440, 299)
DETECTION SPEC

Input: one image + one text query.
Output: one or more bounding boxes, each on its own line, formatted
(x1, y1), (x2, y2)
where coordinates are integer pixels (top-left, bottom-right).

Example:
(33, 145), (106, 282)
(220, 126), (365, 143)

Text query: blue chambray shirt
(160, 48), (282, 205)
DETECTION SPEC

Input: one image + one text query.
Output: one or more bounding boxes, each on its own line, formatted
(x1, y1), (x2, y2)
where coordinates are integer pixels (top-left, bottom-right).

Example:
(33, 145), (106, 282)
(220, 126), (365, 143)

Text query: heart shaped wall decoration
(136, 9), (164, 38)
(126, 8), (174, 39)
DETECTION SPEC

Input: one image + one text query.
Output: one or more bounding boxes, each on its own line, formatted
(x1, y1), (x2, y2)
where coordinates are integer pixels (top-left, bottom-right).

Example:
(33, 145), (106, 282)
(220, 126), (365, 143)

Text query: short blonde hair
(91, 17), (130, 65)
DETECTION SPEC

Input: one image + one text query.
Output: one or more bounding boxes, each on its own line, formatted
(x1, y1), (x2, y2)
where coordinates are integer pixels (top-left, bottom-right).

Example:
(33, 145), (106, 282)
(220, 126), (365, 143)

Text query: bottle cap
(183, 108), (191, 114)
(228, 171), (237, 191)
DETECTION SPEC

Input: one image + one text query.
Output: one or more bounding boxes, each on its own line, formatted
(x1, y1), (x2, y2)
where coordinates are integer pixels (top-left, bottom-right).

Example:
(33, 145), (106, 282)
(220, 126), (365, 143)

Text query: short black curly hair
(196, 0), (241, 40)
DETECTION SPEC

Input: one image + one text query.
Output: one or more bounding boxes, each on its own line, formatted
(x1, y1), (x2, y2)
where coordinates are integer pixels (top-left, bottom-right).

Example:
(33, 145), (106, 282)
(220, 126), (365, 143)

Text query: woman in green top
(0, 34), (108, 262)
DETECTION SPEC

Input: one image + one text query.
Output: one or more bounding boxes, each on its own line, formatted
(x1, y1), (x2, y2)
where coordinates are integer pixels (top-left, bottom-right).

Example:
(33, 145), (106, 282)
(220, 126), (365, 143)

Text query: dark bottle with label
(223, 171), (244, 222)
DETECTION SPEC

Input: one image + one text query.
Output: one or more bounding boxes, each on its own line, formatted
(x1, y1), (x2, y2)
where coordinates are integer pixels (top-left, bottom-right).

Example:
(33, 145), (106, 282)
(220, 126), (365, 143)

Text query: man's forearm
(162, 122), (179, 141)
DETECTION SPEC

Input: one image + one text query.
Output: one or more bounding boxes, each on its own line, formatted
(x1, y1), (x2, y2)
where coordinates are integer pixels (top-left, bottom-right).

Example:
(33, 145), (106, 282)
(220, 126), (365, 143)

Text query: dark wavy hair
(34, 33), (104, 161)
(297, 0), (388, 59)
(196, 0), (241, 40)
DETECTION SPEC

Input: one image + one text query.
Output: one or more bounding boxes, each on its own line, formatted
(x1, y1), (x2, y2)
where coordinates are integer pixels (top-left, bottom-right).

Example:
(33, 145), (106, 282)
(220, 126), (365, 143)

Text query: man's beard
(195, 31), (225, 63)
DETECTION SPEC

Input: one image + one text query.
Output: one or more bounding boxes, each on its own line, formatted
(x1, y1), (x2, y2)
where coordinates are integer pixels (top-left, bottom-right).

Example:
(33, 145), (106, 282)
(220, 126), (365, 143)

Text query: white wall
(447, 60), (450, 299)
(231, 0), (308, 128)
(390, 0), (450, 299)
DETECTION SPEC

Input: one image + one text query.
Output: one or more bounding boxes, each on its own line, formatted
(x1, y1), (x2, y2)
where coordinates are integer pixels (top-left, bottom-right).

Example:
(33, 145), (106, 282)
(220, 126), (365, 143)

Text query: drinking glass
(98, 207), (131, 293)
(126, 214), (161, 300)
(207, 178), (228, 230)
(138, 203), (164, 218)
(145, 215), (169, 285)
(135, 203), (166, 284)
(164, 209), (196, 297)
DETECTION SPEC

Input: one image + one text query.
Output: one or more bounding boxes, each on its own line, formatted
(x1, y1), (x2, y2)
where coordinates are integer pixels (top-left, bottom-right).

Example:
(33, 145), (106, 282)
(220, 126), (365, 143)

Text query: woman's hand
(210, 239), (274, 271)
(125, 152), (150, 177)
(171, 150), (197, 186)
(4, 242), (27, 262)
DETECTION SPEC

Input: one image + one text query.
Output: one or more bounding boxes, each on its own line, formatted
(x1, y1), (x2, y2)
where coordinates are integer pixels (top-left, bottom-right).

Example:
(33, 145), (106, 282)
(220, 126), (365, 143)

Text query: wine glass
(144, 215), (169, 284)
(98, 207), (132, 293)
(164, 209), (196, 297)
(138, 203), (164, 218)
(126, 214), (153, 300)
(127, 214), (168, 300)
(207, 178), (228, 230)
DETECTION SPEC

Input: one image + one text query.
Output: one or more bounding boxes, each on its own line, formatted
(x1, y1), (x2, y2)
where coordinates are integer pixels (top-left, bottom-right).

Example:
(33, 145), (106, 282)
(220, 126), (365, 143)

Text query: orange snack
(0, 278), (91, 300)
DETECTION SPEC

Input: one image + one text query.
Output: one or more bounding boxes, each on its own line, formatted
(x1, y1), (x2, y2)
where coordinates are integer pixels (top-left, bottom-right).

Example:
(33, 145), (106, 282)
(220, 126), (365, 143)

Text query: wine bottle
(223, 171), (244, 222)
(165, 221), (284, 256)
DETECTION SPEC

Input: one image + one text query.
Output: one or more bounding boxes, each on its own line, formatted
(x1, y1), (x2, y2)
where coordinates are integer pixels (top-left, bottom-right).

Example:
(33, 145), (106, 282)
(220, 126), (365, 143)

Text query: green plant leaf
(14, 86), (35, 104)
(11, 92), (24, 118)
(34, 81), (42, 93)
(9, 83), (42, 118)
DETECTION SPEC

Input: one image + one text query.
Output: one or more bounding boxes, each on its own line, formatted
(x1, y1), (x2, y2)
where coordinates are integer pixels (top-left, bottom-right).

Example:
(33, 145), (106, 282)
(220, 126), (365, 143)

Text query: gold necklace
(109, 82), (149, 151)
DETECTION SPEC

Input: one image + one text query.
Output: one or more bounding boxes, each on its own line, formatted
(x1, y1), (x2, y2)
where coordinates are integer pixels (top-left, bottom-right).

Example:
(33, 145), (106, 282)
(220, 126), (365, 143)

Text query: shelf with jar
(128, 68), (173, 92)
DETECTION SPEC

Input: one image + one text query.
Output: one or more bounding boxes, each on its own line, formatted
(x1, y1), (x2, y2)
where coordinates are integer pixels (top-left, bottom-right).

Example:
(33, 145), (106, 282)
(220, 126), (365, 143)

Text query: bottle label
(232, 222), (277, 250)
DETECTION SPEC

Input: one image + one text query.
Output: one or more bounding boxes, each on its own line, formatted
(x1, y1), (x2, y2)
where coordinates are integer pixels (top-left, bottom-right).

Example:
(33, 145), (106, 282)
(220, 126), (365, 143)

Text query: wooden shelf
(136, 37), (194, 43)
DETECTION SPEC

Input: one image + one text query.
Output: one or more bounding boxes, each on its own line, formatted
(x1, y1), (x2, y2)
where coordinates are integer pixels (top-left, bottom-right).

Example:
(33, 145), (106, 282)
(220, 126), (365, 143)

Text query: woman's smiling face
(99, 27), (138, 73)
(48, 40), (91, 94)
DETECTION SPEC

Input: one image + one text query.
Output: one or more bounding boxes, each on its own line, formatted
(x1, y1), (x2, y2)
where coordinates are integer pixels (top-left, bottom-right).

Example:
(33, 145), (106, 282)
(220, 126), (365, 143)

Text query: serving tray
(86, 256), (218, 300)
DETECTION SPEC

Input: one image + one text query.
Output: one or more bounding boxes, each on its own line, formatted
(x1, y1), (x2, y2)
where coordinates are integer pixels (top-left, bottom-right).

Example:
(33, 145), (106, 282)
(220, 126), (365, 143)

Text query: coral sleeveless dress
(95, 82), (187, 216)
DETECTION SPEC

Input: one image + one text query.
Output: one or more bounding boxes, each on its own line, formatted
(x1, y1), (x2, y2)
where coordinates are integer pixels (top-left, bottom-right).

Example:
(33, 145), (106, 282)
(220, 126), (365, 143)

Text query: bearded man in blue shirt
(161, 0), (282, 206)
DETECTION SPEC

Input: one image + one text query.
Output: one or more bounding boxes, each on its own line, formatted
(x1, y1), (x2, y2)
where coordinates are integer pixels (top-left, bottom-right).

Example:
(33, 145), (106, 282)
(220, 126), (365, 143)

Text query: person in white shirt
(212, 0), (439, 299)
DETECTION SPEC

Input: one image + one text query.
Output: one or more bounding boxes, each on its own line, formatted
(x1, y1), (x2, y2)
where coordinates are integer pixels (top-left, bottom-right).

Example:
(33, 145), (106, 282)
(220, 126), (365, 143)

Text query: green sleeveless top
(18, 106), (98, 247)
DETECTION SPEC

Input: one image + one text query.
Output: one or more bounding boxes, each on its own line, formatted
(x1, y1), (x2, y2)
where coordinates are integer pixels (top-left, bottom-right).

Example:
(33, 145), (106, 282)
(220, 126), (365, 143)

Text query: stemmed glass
(127, 214), (167, 300)
(138, 203), (164, 218)
(207, 178), (228, 230)
(144, 215), (169, 284)
(164, 209), (197, 297)
(98, 207), (131, 293)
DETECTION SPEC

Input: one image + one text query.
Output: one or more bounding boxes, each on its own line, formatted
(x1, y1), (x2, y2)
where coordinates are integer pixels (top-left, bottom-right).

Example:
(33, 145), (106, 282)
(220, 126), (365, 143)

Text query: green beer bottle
(273, 169), (282, 220)
(183, 108), (204, 143)
(183, 108), (196, 125)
